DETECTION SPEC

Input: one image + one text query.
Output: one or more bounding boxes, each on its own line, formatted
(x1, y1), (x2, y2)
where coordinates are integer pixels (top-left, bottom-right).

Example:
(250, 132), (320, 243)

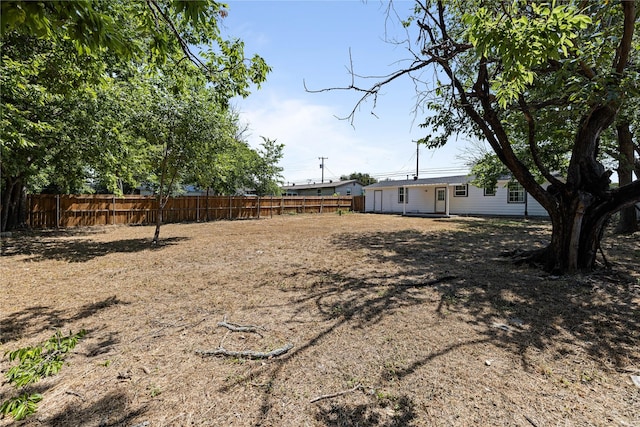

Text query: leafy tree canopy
(339, 172), (378, 186)
(0, 1), (274, 232)
(331, 0), (639, 272)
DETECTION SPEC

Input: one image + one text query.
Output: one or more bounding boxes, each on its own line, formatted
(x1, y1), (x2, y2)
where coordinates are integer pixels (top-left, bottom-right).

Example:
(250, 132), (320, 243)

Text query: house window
(454, 184), (468, 197)
(508, 182), (525, 203)
(346, 188), (352, 196)
(398, 187), (408, 204)
(484, 185), (496, 196)
(317, 189), (322, 196)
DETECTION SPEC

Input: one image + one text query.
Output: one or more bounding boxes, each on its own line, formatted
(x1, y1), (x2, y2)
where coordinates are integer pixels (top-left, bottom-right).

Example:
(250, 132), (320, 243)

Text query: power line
(284, 166), (469, 185)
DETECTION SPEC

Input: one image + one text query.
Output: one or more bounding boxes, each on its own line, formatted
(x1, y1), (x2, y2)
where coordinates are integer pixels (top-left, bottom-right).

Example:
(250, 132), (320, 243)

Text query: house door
(435, 187), (446, 213)
(374, 190), (383, 212)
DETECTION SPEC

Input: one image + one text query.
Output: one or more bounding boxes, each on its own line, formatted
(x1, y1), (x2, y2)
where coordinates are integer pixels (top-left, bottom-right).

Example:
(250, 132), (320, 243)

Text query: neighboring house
(137, 185), (259, 196)
(281, 180), (364, 197)
(137, 184), (206, 196)
(364, 175), (549, 217)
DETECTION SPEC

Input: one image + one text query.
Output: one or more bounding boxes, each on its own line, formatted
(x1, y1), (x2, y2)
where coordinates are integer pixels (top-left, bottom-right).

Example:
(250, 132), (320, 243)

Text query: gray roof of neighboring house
(281, 179), (363, 191)
(364, 175), (473, 189)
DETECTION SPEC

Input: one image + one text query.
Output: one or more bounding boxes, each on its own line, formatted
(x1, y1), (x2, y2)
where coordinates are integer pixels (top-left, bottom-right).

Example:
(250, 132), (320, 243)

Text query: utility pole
(318, 157), (328, 183)
(414, 140), (419, 179)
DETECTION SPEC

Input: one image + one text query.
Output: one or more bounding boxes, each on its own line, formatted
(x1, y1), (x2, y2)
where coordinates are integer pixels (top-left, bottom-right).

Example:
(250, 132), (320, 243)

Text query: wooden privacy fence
(26, 194), (366, 228)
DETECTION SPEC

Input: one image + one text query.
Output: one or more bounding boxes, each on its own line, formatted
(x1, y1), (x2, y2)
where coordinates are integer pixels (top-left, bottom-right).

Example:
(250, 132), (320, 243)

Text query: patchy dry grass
(1, 213), (638, 426)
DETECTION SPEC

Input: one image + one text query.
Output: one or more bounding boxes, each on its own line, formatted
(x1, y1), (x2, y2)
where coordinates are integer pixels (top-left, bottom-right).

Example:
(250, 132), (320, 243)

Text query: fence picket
(21, 195), (364, 229)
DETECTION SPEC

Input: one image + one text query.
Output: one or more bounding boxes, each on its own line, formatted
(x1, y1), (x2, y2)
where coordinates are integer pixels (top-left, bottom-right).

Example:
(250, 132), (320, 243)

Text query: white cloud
(236, 94), (398, 183)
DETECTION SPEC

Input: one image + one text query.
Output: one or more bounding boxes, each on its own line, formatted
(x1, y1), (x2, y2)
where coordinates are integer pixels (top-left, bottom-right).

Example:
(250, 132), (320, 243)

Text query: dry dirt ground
(1, 213), (639, 427)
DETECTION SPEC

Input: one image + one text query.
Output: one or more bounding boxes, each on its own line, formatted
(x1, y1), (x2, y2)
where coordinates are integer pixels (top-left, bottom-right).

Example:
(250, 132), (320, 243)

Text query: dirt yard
(1, 213), (638, 426)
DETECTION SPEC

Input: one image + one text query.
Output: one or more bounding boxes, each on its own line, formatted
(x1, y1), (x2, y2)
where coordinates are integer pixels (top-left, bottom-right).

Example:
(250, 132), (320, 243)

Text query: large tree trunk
(614, 122), (638, 234)
(506, 106), (635, 273)
(530, 177), (640, 274)
(1, 176), (26, 232)
(1, 177), (16, 232)
(530, 193), (617, 273)
(540, 193), (598, 273)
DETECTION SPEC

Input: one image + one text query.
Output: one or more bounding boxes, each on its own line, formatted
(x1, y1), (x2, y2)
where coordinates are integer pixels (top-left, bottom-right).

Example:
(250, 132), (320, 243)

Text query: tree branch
(304, 52), (438, 124)
(146, 0), (210, 72)
(196, 343), (293, 359)
(518, 95), (563, 188)
(310, 384), (363, 403)
(614, 1), (635, 74)
(217, 316), (265, 337)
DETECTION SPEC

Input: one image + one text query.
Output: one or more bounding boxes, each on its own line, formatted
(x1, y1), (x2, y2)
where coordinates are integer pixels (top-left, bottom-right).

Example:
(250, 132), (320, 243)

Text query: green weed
(1, 330), (86, 421)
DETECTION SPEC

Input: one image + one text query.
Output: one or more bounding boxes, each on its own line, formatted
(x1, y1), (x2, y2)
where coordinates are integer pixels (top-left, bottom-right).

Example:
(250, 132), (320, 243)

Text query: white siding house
(364, 175), (549, 217)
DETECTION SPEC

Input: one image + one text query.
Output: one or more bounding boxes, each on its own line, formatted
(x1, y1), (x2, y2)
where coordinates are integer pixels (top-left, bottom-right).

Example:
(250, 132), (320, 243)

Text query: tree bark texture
(1, 176), (26, 232)
(615, 122), (638, 234)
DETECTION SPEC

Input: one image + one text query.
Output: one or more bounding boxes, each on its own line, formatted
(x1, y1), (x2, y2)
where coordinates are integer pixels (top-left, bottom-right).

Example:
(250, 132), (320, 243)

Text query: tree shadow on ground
(0, 297), (130, 425)
(220, 252), (463, 425)
(216, 264), (433, 426)
(315, 394), (416, 427)
(1, 296), (126, 343)
(0, 359), (140, 426)
(1, 235), (187, 262)
(331, 220), (639, 373)
(215, 219), (638, 426)
(43, 390), (147, 427)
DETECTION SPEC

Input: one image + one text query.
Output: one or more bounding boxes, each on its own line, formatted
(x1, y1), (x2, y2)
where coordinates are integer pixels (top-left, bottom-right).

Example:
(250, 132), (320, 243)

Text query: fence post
(56, 194), (60, 228)
(270, 195), (273, 218)
(228, 195), (232, 220)
(196, 195), (200, 222)
(205, 191), (209, 222)
(320, 197), (324, 214)
(27, 194), (32, 228)
(257, 196), (261, 219)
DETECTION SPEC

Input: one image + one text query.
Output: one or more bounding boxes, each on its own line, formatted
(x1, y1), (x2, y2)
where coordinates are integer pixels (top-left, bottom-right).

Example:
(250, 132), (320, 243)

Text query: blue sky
(223, 1), (473, 184)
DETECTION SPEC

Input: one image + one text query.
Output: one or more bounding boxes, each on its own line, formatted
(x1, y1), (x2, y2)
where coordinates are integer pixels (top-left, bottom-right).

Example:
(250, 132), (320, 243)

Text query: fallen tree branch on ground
(310, 384), (363, 403)
(217, 316), (265, 336)
(196, 343), (293, 359)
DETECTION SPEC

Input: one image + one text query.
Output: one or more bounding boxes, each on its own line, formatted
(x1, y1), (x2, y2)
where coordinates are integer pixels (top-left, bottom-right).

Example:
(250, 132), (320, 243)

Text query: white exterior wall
(365, 181), (549, 217)
(446, 183), (548, 216)
(364, 188), (377, 211)
(364, 186), (436, 214)
(383, 188), (399, 212)
(405, 187), (433, 213)
(447, 184), (522, 215)
(447, 185), (504, 215)
(364, 187), (404, 213)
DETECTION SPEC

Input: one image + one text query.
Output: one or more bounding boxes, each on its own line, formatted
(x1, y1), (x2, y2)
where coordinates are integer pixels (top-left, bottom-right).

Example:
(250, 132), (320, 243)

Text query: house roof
(364, 175), (473, 189)
(281, 179), (362, 190)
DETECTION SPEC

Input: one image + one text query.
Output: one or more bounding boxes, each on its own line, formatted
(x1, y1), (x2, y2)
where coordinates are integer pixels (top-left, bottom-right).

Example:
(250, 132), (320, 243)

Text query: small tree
(134, 68), (265, 244)
(250, 137), (285, 196)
